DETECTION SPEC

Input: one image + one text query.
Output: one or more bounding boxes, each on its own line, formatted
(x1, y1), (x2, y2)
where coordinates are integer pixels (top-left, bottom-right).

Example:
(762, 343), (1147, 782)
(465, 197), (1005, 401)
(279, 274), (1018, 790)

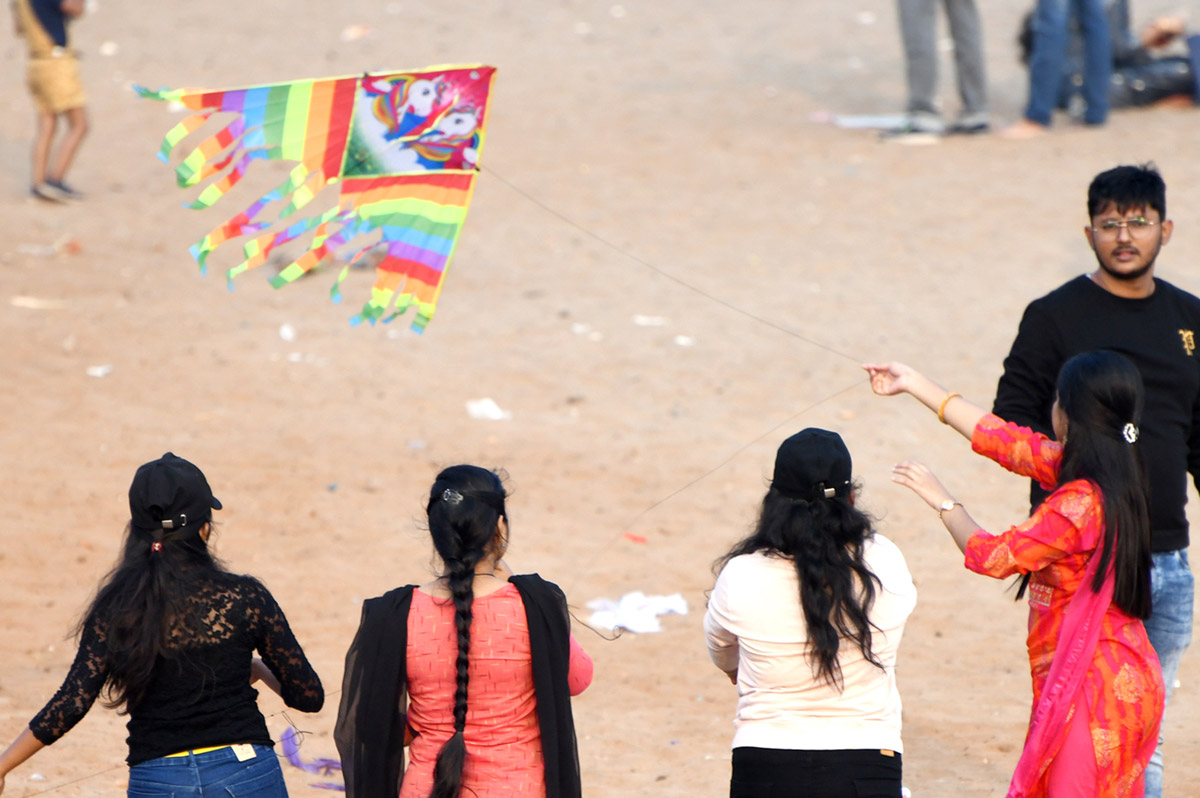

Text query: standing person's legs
(30, 110), (57, 190)
(1142, 549), (1194, 798)
(896, 0), (944, 132)
(48, 106), (88, 189)
(942, 0), (989, 128)
(1072, 0), (1112, 124)
(1024, 0), (1071, 125)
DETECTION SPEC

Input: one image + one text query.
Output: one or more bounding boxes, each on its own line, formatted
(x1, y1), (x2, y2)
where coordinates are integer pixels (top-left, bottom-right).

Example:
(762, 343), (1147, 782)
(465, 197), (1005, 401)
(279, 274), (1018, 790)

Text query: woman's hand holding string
(863, 362), (987, 441)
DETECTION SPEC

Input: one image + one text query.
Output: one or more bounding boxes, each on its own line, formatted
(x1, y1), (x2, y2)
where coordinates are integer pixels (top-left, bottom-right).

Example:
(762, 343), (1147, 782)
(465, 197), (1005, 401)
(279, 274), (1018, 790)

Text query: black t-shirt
(30, 573), (323, 765)
(994, 274), (1200, 552)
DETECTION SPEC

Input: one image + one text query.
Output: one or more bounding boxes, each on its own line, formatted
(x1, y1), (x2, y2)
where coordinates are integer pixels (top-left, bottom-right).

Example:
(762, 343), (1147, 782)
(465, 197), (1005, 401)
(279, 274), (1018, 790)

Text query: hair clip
(442, 488), (464, 505)
(151, 541), (163, 553)
(1122, 423), (1139, 444)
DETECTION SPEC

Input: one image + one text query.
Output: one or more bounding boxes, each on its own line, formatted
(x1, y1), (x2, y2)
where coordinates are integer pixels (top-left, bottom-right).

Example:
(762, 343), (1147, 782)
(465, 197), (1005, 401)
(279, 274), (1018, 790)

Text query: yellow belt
(165, 745), (231, 758)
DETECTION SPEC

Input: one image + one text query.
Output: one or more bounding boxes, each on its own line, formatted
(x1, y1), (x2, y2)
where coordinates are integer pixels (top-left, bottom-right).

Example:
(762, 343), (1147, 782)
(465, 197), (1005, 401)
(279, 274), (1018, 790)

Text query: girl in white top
(704, 428), (917, 798)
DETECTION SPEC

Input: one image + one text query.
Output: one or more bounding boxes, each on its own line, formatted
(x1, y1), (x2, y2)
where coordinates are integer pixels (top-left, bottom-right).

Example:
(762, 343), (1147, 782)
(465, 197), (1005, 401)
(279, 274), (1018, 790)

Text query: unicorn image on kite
(136, 64), (496, 330)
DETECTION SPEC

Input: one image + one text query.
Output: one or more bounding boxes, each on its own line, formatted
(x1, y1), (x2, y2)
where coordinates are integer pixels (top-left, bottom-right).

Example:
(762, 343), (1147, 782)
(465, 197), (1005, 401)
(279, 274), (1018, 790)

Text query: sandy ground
(2, 0), (1200, 795)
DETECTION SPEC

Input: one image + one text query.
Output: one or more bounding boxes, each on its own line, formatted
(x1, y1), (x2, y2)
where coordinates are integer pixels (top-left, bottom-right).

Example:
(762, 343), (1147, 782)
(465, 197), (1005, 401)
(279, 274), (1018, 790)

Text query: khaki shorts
(27, 54), (86, 114)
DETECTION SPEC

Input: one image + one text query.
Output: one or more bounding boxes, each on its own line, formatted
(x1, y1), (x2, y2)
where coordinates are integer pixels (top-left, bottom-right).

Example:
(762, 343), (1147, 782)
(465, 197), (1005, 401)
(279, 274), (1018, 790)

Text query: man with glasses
(993, 163), (1197, 798)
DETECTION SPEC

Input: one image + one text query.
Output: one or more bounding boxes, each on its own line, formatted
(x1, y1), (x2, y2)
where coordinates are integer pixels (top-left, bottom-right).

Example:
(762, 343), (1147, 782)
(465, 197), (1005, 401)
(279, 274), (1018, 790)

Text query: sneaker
(946, 121), (990, 135)
(30, 183), (64, 203)
(45, 179), (84, 201)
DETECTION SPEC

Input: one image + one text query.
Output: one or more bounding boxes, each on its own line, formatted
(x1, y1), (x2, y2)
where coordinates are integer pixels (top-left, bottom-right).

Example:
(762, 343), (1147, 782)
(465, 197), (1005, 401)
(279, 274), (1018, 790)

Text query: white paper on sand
(586, 591), (688, 633)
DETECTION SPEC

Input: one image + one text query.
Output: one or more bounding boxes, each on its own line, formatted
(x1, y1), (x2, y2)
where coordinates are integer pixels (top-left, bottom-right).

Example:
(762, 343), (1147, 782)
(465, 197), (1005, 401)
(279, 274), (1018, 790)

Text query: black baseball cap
(129, 453), (222, 534)
(771, 428), (852, 501)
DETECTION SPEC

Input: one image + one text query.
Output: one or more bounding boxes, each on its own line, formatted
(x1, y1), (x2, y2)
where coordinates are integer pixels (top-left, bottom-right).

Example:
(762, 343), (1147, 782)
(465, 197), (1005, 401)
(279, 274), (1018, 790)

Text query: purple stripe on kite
(386, 241), (447, 271)
(223, 89), (247, 115)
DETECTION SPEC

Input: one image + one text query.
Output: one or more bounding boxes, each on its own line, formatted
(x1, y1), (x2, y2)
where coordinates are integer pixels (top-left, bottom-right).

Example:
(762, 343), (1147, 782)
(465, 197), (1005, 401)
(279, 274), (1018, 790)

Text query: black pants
(730, 747), (903, 798)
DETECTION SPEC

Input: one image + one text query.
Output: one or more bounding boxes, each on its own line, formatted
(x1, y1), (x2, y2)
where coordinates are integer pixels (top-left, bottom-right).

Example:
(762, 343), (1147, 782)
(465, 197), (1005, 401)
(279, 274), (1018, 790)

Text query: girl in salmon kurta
(400, 583), (593, 798)
(866, 352), (1164, 798)
(335, 464), (593, 798)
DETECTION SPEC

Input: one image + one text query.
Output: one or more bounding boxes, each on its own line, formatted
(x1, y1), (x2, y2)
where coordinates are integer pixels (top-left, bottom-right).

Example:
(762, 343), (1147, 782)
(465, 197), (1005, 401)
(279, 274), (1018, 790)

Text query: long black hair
(426, 464), (508, 798)
(1055, 350), (1152, 618)
(715, 486), (882, 689)
(78, 520), (232, 711)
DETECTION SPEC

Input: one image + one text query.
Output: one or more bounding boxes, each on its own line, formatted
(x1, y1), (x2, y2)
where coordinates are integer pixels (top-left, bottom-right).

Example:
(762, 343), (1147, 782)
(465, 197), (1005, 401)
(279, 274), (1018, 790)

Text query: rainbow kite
(136, 65), (496, 330)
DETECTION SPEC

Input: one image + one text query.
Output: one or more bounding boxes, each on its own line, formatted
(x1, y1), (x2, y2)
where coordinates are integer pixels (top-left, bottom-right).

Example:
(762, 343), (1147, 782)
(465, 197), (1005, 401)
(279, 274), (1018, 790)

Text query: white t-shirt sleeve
(704, 565), (740, 673)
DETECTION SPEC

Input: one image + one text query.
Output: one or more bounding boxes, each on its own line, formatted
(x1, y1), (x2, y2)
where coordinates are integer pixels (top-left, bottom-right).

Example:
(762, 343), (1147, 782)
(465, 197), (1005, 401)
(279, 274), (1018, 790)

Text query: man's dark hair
(1087, 163), (1167, 219)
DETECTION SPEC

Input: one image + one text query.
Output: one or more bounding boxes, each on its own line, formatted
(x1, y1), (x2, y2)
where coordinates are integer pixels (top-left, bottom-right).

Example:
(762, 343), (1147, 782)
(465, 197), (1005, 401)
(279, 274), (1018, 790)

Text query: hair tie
(1122, 423), (1139, 444)
(150, 541), (163, 553)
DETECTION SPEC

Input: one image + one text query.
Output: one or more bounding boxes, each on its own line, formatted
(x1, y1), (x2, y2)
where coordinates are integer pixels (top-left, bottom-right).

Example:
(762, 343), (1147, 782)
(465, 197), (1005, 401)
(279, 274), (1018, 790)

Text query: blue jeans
(127, 745), (287, 798)
(1143, 549), (1194, 798)
(1026, 0), (1111, 124)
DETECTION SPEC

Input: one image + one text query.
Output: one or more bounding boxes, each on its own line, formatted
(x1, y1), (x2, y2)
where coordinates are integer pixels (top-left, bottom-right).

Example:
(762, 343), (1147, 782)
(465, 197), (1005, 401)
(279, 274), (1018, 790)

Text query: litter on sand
(466, 397), (512, 421)
(586, 591), (688, 634)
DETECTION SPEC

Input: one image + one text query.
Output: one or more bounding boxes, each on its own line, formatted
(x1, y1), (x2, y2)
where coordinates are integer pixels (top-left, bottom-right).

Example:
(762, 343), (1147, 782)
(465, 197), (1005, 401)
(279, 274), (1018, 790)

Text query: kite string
(479, 165), (864, 366)
(563, 375), (867, 600)
(477, 165), (877, 596)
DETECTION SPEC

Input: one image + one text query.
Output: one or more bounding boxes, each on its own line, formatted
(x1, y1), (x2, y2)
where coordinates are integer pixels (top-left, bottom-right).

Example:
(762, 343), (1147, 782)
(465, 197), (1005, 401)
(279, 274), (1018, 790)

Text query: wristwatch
(937, 499), (963, 519)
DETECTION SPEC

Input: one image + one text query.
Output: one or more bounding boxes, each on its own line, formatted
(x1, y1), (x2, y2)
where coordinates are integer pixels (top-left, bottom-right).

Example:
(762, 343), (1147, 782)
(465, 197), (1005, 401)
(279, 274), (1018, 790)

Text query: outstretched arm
(891, 461), (982, 553)
(864, 362), (986, 440)
(0, 728), (47, 795)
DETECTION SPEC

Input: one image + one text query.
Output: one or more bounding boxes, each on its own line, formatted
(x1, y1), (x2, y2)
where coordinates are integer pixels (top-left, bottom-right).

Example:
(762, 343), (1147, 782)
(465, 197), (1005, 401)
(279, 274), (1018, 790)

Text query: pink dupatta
(1006, 550), (1113, 797)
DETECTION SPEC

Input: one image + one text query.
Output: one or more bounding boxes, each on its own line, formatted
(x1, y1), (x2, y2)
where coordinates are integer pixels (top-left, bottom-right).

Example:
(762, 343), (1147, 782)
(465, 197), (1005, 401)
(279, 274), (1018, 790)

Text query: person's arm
(1141, 16), (1185, 49)
(993, 304), (1060, 436)
(566, 635), (593, 696)
(1187, 368), (1200, 498)
(863, 362), (986, 440)
(0, 728), (46, 795)
(249, 657), (283, 697)
(703, 570), (740, 685)
(26, 614), (108, 749)
(890, 461), (983, 553)
(252, 584), (324, 713)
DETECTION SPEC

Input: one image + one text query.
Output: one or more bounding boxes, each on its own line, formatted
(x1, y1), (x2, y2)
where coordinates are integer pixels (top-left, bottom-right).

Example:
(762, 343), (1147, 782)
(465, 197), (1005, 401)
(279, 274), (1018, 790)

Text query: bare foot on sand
(999, 119), (1050, 140)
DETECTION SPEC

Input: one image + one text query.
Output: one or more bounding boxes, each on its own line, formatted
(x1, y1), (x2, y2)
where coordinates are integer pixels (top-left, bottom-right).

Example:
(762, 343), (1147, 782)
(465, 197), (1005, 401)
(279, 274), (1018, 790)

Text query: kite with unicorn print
(136, 64), (496, 331)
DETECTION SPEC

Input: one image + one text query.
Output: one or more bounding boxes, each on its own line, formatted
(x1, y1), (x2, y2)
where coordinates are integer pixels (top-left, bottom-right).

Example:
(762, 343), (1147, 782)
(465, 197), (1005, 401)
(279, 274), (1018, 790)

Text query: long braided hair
(426, 465), (508, 798)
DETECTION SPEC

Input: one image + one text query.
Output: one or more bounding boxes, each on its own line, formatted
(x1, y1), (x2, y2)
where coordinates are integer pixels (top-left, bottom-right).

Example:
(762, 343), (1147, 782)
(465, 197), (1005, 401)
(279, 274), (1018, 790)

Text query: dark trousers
(730, 746), (903, 798)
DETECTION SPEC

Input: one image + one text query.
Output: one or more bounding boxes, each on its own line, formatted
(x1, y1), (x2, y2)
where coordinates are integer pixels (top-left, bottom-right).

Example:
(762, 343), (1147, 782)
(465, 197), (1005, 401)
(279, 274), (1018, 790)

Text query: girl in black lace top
(0, 453), (323, 797)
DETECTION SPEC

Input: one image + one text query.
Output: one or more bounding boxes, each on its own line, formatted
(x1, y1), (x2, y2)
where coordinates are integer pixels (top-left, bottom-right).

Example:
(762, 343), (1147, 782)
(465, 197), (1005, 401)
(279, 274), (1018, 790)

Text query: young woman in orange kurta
(866, 352), (1163, 798)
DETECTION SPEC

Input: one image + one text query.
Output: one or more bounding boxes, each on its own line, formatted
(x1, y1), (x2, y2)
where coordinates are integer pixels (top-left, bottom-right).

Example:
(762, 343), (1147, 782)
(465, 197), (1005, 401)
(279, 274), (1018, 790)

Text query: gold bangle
(937, 392), (962, 424)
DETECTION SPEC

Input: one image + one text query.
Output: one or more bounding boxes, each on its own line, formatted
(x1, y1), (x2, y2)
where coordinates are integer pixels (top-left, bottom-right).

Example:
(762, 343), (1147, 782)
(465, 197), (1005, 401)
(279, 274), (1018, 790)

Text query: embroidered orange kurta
(964, 415), (1163, 797)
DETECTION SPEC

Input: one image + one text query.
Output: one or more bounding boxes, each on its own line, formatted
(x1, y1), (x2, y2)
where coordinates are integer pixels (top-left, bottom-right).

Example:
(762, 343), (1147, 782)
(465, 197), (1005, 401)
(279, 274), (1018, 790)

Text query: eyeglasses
(1091, 217), (1159, 238)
